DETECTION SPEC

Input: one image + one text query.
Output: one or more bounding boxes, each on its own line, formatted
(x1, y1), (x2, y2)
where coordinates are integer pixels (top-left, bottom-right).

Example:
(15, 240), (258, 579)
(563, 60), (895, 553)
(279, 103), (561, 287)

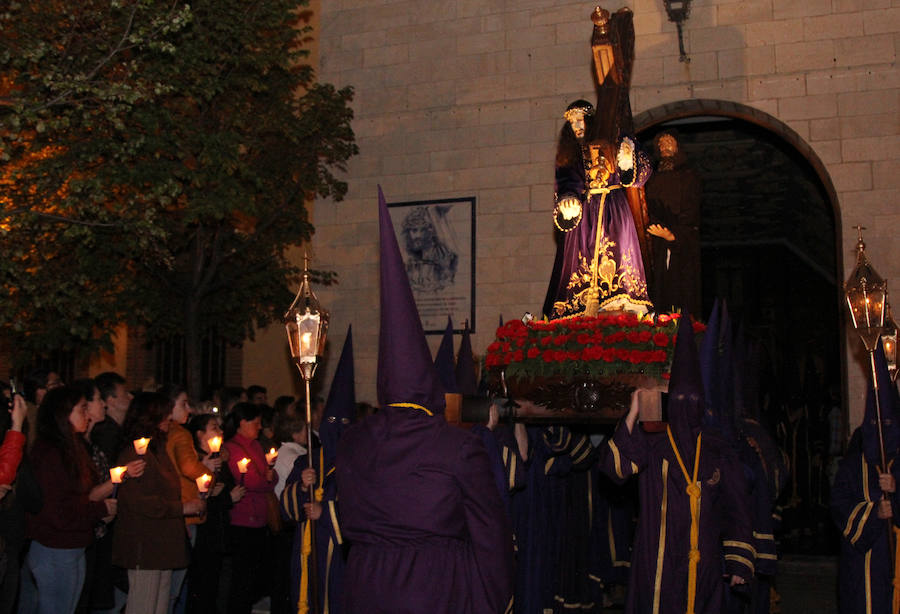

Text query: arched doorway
(636, 100), (845, 555)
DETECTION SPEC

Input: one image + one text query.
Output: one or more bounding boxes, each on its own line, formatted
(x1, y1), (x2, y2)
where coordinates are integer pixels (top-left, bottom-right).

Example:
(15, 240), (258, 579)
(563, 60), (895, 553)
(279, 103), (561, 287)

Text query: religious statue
(542, 7), (653, 319)
(644, 130), (702, 315)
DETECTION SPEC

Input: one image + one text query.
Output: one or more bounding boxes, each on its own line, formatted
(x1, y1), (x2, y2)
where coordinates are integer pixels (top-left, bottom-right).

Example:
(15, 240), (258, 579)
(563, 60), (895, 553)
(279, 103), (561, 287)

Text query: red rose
(527, 347), (541, 359)
(487, 341), (502, 353)
(692, 321), (706, 333)
(540, 336), (553, 347)
(542, 350), (555, 363)
(653, 333), (669, 347)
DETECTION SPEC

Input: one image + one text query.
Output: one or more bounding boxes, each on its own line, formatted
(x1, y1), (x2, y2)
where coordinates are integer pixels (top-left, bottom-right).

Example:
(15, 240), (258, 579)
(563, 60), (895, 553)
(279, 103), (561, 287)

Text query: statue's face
(405, 222), (434, 252)
(567, 111), (586, 139)
(658, 134), (678, 158)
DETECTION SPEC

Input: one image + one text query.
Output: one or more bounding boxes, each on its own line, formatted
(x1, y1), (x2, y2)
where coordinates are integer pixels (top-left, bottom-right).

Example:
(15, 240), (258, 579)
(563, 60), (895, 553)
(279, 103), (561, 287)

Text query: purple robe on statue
(336, 405), (514, 614)
(545, 135), (652, 318)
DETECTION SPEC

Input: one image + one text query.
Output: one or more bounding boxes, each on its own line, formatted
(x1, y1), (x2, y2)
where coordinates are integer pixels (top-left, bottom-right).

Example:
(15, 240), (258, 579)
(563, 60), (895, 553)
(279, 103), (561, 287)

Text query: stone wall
(312, 0), (899, 426)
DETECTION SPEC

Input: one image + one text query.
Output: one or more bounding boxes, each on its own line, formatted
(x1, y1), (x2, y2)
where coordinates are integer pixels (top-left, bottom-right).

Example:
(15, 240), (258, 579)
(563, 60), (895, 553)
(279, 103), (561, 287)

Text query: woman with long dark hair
(185, 413), (245, 614)
(112, 392), (203, 614)
(223, 403), (276, 614)
(25, 387), (116, 614)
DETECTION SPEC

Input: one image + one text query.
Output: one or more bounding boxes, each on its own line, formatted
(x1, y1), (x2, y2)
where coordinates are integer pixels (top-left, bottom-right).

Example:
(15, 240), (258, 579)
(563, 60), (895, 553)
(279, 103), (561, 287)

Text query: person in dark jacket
(113, 392), (203, 614)
(25, 387), (115, 614)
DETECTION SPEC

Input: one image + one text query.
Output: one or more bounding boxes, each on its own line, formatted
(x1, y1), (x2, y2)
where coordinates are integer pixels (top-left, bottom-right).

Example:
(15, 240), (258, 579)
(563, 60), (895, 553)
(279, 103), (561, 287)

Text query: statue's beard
(658, 156), (676, 171)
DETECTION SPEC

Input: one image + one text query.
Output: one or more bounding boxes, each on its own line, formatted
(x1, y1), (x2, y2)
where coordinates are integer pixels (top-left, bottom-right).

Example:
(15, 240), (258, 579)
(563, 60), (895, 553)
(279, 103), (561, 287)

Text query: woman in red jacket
(25, 387), (116, 614)
(223, 402), (277, 614)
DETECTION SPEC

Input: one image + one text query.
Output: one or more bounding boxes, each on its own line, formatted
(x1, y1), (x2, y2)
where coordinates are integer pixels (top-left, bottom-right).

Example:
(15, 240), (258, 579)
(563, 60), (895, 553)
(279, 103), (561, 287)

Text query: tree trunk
(184, 295), (203, 401)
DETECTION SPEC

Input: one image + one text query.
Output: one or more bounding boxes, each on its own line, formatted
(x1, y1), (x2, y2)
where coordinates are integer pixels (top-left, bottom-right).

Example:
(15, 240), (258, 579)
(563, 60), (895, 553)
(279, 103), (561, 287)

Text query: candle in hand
(208, 436), (222, 454)
(133, 438), (150, 455)
(196, 474), (212, 497)
(266, 447), (278, 466)
(237, 457), (251, 485)
(109, 466), (127, 484)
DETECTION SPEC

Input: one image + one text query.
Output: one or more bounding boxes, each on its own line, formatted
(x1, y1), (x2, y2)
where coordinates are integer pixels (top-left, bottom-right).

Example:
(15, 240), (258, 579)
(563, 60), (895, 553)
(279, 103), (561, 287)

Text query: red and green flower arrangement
(485, 312), (705, 384)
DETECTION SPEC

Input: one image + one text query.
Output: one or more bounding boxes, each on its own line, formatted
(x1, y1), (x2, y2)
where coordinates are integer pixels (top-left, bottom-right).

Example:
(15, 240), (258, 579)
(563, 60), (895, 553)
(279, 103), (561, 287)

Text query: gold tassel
(667, 427), (702, 614)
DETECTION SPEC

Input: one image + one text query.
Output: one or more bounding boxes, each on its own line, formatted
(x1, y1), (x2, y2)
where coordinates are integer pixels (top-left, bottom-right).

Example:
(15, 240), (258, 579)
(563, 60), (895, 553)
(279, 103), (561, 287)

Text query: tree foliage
(0, 0), (357, 391)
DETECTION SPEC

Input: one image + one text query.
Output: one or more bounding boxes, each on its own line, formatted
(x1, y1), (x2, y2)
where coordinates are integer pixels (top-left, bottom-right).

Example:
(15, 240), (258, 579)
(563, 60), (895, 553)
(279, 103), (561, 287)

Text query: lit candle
(110, 466), (127, 498)
(109, 466), (127, 484)
(265, 447), (278, 466)
(208, 436), (222, 455)
(237, 457), (251, 485)
(133, 437), (150, 455)
(196, 474), (212, 498)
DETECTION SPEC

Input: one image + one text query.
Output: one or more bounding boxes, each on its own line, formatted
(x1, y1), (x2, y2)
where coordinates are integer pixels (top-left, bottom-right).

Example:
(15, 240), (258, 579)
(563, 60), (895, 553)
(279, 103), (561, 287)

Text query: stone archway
(635, 99), (846, 555)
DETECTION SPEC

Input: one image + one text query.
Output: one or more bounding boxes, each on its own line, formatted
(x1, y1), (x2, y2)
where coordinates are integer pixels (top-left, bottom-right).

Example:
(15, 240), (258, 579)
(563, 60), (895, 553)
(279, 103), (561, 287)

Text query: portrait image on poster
(388, 197), (475, 334)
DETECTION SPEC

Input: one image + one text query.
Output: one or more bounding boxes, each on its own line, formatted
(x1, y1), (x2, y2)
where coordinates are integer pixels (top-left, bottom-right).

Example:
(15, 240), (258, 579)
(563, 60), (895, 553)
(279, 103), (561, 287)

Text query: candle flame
(133, 437), (151, 454)
(110, 466), (127, 484)
(195, 474), (212, 493)
(208, 436), (222, 453)
(237, 457), (251, 473)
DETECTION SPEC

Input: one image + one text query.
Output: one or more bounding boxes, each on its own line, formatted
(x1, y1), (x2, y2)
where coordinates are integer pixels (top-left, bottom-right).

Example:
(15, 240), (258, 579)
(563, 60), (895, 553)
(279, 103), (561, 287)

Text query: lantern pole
(284, 254), (328, 614)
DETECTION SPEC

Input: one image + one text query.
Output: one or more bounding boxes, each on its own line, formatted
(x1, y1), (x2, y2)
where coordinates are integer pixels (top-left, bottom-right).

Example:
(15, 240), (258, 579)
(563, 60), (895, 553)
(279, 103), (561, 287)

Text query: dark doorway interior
(639, 116), (843, 554)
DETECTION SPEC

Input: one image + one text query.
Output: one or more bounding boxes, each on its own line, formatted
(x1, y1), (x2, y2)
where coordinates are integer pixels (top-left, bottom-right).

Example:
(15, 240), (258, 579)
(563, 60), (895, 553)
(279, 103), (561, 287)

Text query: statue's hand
(557, 197), (582, 221)
(647, 223), (675, 242)
(617, 137), (635, 171)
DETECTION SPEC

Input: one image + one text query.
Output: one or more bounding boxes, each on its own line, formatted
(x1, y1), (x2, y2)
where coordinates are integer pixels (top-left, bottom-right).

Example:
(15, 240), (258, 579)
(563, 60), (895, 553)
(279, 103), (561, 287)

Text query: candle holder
(133, 438), (150, 456)
(237, 457), (251, 486)
(110, 466), (127, 498)
(266, 447), (278, 467)
(284, 255), (329, 614)
(196, 474), (212, 499)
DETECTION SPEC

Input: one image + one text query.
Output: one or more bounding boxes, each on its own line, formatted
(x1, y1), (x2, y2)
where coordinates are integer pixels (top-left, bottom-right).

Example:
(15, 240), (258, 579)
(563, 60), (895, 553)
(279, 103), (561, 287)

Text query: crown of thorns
(563, 102), (595, 122)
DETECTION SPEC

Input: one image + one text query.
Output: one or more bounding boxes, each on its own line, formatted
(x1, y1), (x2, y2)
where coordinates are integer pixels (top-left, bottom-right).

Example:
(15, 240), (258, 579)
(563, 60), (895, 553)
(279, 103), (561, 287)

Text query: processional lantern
(662, 0), (693, 62)
(844, 225), (890, 469)
(285, 256), (329, 381)
(283, 254), (328, 614)
(881, 306), (899, 382)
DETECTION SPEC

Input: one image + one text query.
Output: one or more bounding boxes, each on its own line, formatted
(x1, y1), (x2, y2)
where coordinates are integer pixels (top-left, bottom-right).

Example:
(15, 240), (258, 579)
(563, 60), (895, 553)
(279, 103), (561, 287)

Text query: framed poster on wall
(387, 196), (475, 334)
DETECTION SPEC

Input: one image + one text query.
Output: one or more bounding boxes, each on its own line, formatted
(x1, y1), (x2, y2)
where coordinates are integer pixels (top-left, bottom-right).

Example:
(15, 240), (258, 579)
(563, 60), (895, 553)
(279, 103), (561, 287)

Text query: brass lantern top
(844, 226), (888, 352)
(284, 256), (329, 378)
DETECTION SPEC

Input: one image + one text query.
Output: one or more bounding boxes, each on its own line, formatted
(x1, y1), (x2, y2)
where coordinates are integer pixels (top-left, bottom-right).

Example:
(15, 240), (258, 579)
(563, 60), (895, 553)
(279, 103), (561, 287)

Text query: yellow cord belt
(298, 447), (325, 614)
(667, 427), (702, 614)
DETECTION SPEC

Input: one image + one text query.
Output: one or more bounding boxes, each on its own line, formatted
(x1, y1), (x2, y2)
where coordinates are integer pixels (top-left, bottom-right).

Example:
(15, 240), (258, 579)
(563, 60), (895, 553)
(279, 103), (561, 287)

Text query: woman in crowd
(223, 403), (276, 614)
(0, 393), (34, 614)
(73, 379), (144, 614)
(186, 413), (244, 614)
(113, 392), (203, 614)
(161, 384), (220, 614)
(25, 387), (116, 614)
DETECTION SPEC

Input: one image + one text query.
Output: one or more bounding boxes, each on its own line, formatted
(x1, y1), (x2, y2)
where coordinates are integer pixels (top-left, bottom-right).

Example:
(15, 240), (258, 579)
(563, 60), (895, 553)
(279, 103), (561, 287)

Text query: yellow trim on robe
(545, 457), (556, 474)
(753, 532), (775, 541)
(324, 539), (334, 614)
(630, 461), (639, 474)
(509, 453), (517, 491)
(725, 554), (755, 574)
(652, 459), (669, 614)
(724, 540), (758, 558)
(328, 500), (342, 545)
(609, 439), (625, 479)
(852, 503), (875, 545)
(387, 402), (433, 416)
(844, 502), (867, 538)
(866, 549), (872, 614)
(757, 553), (778, 560)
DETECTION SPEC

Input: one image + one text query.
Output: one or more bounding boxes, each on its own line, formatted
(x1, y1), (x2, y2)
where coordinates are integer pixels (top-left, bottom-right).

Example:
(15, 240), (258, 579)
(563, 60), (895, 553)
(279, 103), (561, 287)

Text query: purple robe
(601, 423), (754, 614)
(280, 446), (345, 614)
(335, 406), (514, 614)
(545, 135), (652, 318)
(831, 430), (900, 614)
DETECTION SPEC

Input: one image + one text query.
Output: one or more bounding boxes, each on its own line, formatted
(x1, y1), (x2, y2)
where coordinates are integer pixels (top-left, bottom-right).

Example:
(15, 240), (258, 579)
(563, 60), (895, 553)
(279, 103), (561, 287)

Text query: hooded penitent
(319, 325), (355, 470)
(861, 340), (900, 467)
(433, 316), (458, 394)
(667, 313), (705, 462)
(377, 186), (446, 415)
(455, 322), (478, 397)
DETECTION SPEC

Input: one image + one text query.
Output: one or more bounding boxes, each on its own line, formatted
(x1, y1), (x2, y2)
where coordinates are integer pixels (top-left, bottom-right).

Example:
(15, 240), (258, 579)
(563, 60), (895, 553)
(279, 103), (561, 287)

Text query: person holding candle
(24, 387), (117, 614)
(161, 384), (221, 614)
(186, 414), (245, 614)
(113, 392), (204, 614)
(223, 403), (276, 614)
(73, 379), (145, 614)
